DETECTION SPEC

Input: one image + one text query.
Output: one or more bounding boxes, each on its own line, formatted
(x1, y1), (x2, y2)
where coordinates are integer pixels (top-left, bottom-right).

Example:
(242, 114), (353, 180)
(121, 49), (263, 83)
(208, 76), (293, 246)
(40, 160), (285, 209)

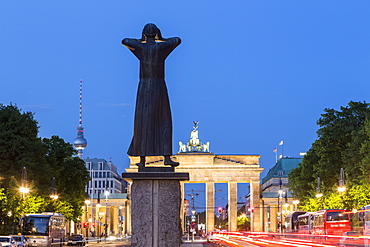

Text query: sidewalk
(181, 242), (205, 247)
(181, 236), (207, 247)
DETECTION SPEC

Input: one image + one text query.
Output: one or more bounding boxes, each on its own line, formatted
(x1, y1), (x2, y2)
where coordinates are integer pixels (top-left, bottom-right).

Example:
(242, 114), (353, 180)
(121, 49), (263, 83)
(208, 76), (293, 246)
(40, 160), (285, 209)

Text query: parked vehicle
(10, 236), (28, 247)
(284, 211), (306, 233)
(360, 205), (370, 236)
(0, 236), (16, 247)
(297, 212), (315, 234)
(19, 212), (66, 247)
(312, 209), (351, 236)
(67, 234), (85, 246)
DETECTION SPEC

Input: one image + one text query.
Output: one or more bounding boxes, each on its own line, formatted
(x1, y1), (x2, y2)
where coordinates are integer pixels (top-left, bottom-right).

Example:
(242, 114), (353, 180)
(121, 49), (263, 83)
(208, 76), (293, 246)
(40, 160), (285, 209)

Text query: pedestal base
(123, 172), (189, 247)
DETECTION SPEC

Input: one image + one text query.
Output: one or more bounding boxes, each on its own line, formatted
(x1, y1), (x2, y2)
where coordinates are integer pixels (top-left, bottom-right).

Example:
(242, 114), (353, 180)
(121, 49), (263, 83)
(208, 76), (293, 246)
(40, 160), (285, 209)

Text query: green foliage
(289, 101), (370, 210)
(22, 195), (46, 215)
(42, 136), (90, 221)
(45, 199), (75, 220)
(0, 104), (48, 191)
(343, 184), (370, 210)
(0, 103), (90, 230)
(237, 215), (250, 231)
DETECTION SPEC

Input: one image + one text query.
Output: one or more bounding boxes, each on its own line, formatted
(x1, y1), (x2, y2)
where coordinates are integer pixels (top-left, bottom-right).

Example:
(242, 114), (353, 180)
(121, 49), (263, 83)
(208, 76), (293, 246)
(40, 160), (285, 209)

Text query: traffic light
(218, 207), (222, 214)
(248, 207), (255, 213)
(83, 222), (89, 228)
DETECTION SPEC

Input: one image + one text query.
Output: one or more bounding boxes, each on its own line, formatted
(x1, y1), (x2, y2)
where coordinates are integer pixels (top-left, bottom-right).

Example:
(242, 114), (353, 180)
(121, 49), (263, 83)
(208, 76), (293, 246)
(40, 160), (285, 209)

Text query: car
(67, 234), (86, 246)
(0, 236), (16, 247)
(338, 231), (362, 246)
(10, 235), (28, 247)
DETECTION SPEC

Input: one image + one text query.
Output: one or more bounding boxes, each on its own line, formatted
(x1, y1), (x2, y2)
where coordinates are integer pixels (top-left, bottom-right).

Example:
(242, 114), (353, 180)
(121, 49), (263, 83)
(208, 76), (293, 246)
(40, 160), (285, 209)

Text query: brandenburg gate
(126, 122), (263, 232)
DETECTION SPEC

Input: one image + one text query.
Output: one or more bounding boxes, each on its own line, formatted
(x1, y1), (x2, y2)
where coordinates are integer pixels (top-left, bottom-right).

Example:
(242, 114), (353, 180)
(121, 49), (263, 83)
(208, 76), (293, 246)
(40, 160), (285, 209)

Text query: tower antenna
(73, 80), (87, 158)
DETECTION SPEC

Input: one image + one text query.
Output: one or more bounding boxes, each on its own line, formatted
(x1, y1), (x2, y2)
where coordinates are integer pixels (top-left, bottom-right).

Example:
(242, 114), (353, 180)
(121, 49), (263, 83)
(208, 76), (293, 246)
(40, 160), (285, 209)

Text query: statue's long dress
(124, 37), (181, 156)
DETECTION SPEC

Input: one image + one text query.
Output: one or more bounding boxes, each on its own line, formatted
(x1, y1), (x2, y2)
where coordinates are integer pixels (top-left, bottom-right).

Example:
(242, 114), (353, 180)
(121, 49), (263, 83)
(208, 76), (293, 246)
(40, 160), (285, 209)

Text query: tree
(42, 136), (90, 221)
(0, 104), (48, 191)
(0, 104), (89, 226)
(237, 215), (250, 231)
(289, 101), (370, 210)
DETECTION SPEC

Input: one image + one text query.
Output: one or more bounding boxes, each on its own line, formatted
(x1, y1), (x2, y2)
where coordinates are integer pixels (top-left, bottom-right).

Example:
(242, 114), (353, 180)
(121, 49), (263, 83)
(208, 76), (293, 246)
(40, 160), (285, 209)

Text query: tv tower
(73, 79), (87, 158)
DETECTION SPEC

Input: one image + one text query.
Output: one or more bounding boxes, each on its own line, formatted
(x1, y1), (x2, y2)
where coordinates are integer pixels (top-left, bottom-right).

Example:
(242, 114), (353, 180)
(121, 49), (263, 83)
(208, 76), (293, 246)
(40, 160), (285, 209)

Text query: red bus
(297, 212), (315, 234)
(312, 209), (351, 236)
(284, 211), (306, 233)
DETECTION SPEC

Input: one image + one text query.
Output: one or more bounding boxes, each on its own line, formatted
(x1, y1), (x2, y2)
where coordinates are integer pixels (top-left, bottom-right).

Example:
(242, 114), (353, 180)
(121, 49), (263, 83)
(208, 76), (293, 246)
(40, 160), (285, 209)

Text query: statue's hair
(142, 23), (158, 37)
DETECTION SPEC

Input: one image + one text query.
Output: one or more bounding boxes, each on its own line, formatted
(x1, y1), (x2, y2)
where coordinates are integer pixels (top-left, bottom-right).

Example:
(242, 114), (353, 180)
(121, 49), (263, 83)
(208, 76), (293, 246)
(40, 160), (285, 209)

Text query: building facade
(84, 158), (126, 195)
(79, 158), (129, 236)
(259, 157), (303, 232)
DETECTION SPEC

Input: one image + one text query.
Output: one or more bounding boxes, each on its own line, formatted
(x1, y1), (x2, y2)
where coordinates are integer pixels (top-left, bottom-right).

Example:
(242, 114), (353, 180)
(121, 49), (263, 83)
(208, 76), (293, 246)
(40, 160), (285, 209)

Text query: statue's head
(142, 23), (159, 37)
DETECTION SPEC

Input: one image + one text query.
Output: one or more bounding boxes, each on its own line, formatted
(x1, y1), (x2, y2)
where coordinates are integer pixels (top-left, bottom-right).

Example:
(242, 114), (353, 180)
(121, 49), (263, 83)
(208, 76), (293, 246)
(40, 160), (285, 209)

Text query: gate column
(250, 180), (261, 231)
(206, 182), (215, 232)
(228, 182), (237, 231)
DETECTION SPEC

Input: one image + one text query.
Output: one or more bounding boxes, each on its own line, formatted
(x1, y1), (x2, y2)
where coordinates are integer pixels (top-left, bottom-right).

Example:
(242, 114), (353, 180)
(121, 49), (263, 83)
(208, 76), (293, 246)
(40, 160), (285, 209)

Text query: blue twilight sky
(1, 1), (370, 210)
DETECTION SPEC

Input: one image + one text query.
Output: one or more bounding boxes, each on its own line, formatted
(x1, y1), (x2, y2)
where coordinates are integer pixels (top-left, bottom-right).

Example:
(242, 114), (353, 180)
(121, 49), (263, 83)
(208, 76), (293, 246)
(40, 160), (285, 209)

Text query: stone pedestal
(122, 172), (189, 247)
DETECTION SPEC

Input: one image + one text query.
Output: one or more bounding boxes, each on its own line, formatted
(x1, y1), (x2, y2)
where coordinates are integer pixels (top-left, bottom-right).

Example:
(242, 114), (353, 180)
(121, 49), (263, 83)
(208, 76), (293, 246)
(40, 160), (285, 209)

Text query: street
(84, 238), (131, 247)
(82, 236), (234, 247)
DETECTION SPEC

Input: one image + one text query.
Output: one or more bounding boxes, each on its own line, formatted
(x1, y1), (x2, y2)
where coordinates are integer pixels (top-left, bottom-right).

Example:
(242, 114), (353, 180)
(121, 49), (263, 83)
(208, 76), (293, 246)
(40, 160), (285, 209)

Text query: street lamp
(277, 184), (284, 233)
(84, 199), (91, 241)
(96, 203), (102, 240)
(292, 199), (299, 210)
(283, 202), (290, 215)
(104, 190), (110, 238)
(338, 168), (346, 192)
(19, 186), (29, 197)
(19, 167), (29, 217)
(50, 177), (58, 200)
(20, 167), (29, 199)
(316, 177), (323, 198)
(186, 189), (199, 239)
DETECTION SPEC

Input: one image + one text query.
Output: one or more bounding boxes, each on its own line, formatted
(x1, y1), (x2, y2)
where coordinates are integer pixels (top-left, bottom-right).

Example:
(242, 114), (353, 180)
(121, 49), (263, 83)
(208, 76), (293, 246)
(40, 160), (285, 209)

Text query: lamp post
(96, 203), (102, 242)
(50, 177), (58, 200)
(277, 178), (283, 233)
(338, 168), (346, 192)
(292, 199), (299, 211)
(104, 190), (110, 239)
(191, 209), (196, 242)
(19, 167), (29, 217)
(316, 177), (323, 198)
(186, 190), (198, 240)
(84, 199), (91, 241)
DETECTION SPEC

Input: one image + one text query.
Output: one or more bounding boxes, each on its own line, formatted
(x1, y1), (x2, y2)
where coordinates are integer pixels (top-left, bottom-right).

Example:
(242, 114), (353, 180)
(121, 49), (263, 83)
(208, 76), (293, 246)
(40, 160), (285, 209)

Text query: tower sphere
(74, 136), (87, 150)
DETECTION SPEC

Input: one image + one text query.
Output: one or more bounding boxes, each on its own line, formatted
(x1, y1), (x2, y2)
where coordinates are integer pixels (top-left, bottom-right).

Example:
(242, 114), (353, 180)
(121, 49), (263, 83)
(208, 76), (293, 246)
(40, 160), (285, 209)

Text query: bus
(359, 205), (370, 235)
(297, 212), (315, 234)
(312, 209), (351, 236)
(19, 212), (66, 247)
(284, 211), (306, 233)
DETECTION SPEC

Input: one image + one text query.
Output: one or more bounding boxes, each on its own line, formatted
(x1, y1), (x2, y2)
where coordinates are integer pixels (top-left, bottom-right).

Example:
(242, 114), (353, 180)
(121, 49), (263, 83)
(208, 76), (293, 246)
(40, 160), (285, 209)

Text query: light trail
(209, 232), (341, 247)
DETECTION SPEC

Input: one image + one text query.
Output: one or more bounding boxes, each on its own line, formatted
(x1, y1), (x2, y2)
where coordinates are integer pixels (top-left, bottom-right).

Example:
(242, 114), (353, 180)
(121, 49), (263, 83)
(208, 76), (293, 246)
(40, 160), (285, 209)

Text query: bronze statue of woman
(122, 23), (181, 167)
